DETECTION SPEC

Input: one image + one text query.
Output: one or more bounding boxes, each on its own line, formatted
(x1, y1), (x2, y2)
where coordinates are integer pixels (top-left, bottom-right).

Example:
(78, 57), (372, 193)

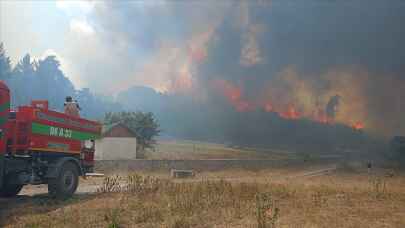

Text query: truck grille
(17, 122), (29, 145)
(17, 136), (28, 145)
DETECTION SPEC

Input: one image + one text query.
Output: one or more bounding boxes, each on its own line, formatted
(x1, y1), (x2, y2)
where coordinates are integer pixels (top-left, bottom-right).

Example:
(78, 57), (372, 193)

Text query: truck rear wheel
(0, 176), (23, 197)
(48, 162), (79, 200)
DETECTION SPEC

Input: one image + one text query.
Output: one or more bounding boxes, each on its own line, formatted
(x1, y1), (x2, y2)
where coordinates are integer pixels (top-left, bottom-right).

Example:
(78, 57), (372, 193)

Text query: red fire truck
(0, 81), (101, 199)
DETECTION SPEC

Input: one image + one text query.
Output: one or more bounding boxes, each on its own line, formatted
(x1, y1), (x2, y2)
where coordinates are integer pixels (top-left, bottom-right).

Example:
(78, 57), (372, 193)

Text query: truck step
(85, 173), (105, 177)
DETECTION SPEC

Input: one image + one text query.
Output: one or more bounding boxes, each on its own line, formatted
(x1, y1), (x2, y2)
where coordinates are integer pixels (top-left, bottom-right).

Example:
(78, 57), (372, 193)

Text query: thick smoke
(70, 1), (405, 142)
(79, 1), (228, 93)
(194, 1), (405, 137)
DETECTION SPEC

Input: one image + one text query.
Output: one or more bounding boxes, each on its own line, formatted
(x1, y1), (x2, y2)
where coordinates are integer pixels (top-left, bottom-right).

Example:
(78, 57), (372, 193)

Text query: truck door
(0, 81), (10, 188)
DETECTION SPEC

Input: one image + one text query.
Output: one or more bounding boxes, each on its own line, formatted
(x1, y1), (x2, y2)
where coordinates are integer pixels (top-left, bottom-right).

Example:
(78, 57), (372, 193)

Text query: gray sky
(0, 1), (228, 94)
(0, 1), (88, 86)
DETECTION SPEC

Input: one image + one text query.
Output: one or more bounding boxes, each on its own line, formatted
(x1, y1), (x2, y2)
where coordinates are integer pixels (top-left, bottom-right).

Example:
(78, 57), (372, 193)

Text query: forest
(0, 43), (121, 119)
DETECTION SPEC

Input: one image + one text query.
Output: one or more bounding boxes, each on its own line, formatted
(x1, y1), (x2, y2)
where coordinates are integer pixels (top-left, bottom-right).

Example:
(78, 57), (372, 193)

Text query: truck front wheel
(0, 176), (23, 197)
(48, 162), (79, 200)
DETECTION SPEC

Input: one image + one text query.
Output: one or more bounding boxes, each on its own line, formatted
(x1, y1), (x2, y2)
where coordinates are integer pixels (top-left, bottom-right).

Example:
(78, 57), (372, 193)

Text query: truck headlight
(84, 140), (94, 149)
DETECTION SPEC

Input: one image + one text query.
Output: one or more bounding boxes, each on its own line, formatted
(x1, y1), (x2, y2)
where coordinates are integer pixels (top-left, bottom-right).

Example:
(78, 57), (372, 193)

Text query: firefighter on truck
(0, 81), (101, 199)
(64, 96), (81, 117)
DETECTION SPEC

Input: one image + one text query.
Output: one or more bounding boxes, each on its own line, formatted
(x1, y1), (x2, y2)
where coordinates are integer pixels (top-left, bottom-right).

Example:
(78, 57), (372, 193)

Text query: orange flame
(312, 109), (329, 124)
(213, 79), (365, 130)
(264, 102), (273, 112)
(213, 79), (254, 112)
(352, 121), (364, 130)
(263, 102), (301, 120)
(279, 105), (301, 120)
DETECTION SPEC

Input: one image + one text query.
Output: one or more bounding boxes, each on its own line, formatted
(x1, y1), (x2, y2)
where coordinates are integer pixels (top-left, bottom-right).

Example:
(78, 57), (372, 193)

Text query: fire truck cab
(0, 81), (101, 199)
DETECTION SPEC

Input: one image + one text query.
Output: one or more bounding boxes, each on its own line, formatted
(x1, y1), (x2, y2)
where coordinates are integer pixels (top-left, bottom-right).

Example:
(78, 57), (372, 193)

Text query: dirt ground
(12, 163), (338, 197)
(1, 163), (404, 227)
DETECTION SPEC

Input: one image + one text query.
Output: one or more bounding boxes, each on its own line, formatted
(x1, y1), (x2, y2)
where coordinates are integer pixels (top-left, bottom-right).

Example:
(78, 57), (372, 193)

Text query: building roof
(102, 122), (138, 138)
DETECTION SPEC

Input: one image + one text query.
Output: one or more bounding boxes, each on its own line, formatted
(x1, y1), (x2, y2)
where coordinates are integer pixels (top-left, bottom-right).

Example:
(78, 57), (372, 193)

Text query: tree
(36, 56), (75, 111)
(8, 54), (38, 106)
(76, 88), (123, 119)
(0, 43), (122, 118)
(104, 111), (160, 151)
(0, 43), (12, 81)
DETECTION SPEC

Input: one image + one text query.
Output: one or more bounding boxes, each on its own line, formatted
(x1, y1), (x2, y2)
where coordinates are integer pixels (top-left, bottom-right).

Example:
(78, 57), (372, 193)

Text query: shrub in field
(256, 192), (279, 228)
(96, 175), (283, 226)
(130, 201), (164, 224)
(311, 189), (328, 207)
(369, 176), (388, 199)
(170, 216), (192, 228)
(126, 174), (164, 195)
(105, 208), (121, 228)
(4, 171), (405, 228)
(98, 176), (122, 193)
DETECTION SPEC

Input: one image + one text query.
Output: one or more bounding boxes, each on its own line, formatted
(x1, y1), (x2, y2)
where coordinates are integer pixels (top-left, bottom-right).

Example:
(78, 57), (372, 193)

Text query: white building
(95, 123), (138, 160)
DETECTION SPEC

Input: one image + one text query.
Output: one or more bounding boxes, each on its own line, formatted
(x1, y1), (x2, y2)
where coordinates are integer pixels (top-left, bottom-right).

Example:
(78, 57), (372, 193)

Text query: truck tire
(48, 162), (79, 200)
(0, 176), (23, 197)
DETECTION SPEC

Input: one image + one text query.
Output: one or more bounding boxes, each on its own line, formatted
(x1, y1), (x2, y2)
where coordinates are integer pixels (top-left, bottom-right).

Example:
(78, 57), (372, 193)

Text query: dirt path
(287, 165), (337, 179)
(2, 164), (339, 202)
(17, 177), (103, 196)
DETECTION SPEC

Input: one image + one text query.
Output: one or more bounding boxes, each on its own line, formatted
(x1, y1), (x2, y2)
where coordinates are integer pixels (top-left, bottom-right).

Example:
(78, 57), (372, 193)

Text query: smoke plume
(65, 1), (405, 139)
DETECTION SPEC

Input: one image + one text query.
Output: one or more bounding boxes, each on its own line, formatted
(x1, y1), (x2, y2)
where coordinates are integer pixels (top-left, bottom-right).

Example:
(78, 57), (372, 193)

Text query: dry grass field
(2, 167), (405, 228)
(144, 140), (296, 160)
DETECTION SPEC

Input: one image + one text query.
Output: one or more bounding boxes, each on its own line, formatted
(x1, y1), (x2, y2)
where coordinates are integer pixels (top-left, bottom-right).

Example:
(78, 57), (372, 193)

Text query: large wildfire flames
(212, 79), (364, 130)
(160, 22), (368, 132)
(118, 2), (403, 136)
(63, 1), (405, 138)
